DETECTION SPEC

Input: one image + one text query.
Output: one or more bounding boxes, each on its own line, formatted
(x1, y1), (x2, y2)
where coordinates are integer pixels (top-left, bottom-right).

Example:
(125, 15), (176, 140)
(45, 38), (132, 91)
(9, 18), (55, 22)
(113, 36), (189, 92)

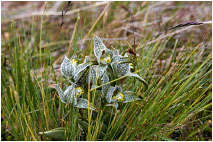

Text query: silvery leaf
(74, 70), (87, 83)
(54, 84), (68, 104)
(97, 65), (108, 77)
(109, 50), (119, 66)
(101, 73), (110, 96)
(64, 85), (76, 105)
(117, 62), (130, 76)
(126, 72), (148, 90)
(74, 70), (88, 84)
(111, 97), (117, 103)
(124, 53), (128, 57)
(123, 91), (141, 103)
(86, 65), (97, 84)
(105, 48), (113, 58)
(60, 56), (76, 78)
(118, 56), (131, 76)
(115, 85), (123, 92)
(86, 65), (107, 84)
(112, 55), (121, 62)
(93, 36), (106, 63)
(113, 49), (119, 56)
(75, 62), (91, 75)
(114, 102), (118, 110)
(74, 62), (91, 82)
(105, 86), (116, 103)
(83, 56), (90, 63)
(111, 55), (130, 76)
(110, 55), (120, 65)
(75, 98), (95, 110)
(110, 55), (121, 73)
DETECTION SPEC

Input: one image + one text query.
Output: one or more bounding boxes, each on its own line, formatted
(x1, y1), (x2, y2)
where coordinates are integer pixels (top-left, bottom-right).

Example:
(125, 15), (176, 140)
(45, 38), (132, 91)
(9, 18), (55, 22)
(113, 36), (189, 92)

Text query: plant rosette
(53, 35), (148, 110)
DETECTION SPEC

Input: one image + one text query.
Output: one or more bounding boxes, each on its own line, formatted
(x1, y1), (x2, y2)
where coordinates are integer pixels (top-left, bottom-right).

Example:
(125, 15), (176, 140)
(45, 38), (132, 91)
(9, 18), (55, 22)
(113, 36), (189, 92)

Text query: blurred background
(2, 1), (212, 49)
(1, 1), (212, 76)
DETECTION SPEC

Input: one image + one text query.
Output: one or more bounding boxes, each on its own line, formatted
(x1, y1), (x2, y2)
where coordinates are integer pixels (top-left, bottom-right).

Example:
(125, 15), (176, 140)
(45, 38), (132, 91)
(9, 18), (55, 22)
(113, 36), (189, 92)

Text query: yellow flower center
(75, 87), (84, 97)
(105, 55), (112, 63)
(130, 63), (134, 69)
(72, 59), (78, 64)
(100, 54), (111, 64)
(113, 92), (125, 102)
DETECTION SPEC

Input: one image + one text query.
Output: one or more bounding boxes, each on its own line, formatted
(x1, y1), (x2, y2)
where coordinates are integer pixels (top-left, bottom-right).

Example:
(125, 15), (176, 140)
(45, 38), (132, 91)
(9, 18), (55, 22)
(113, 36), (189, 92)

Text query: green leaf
(78, 118), (89, 130)
(105, 102), (118, 110)
(78, 118), (106, 138)
(39, 127), (69, 140)
(157, 135), (175, 141)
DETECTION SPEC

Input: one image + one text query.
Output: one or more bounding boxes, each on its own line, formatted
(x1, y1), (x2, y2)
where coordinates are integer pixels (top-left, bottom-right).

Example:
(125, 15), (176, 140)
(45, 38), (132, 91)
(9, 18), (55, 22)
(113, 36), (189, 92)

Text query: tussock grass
(1, 1), (212, 141)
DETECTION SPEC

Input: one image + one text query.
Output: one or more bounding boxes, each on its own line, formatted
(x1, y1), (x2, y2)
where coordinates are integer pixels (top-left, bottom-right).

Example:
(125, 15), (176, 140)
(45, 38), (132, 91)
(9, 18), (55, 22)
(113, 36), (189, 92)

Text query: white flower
(53, 84), (94, 110)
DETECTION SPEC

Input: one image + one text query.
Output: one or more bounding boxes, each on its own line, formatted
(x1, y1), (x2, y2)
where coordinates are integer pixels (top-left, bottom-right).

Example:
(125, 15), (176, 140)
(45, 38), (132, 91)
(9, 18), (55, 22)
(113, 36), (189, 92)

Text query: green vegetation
(1, 1), (212, 141)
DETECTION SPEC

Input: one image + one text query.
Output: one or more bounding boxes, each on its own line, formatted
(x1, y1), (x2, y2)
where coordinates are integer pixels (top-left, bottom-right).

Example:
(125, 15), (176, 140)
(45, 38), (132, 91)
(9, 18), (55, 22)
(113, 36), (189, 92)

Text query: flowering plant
(53, 36), (148, 110)
(42, 36), (148, 140)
